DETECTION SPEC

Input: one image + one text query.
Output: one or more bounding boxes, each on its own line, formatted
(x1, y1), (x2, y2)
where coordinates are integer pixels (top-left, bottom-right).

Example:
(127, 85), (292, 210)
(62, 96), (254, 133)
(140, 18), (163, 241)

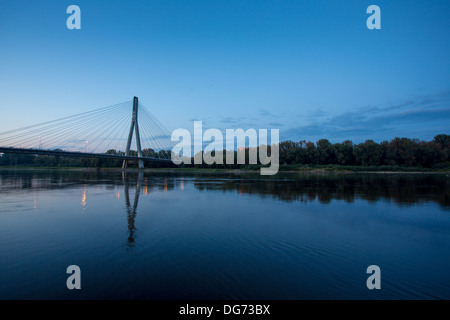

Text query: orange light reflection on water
(81, 186), (87, 207)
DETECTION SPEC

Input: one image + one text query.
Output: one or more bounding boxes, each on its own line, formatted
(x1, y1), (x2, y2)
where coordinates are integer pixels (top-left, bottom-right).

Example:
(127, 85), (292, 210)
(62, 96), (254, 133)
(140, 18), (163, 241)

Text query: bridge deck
(0, 147), (172, 163)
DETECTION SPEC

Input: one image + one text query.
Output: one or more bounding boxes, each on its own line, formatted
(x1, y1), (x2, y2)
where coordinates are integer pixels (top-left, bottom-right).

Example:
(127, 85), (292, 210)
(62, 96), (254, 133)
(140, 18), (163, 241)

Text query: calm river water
(0, 169), (449, 299)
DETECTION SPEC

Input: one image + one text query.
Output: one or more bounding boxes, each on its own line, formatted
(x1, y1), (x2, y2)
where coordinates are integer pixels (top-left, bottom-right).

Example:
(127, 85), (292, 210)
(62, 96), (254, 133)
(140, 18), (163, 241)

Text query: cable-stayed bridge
(0, 97), (174, 168)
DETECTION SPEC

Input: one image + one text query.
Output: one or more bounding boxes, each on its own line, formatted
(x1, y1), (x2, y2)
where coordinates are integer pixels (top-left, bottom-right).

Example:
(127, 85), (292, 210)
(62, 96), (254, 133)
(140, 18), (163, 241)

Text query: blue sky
(0, 0), (449, 143)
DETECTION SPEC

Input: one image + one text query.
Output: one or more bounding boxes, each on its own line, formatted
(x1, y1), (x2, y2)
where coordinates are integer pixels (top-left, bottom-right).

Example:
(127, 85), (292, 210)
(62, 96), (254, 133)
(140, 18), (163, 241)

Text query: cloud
(308, 108), (327, 119)
(218, 115), (258, 127)
(220, 117), (239, 124)
(283, 90), (450, 143)
(268, 122), (284, 127)
(257, 109), (272, 117)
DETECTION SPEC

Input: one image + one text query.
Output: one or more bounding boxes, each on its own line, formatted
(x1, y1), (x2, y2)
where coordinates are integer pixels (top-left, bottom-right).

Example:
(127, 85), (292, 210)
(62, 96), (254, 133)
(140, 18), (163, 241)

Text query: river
(0, 169), (449, 299)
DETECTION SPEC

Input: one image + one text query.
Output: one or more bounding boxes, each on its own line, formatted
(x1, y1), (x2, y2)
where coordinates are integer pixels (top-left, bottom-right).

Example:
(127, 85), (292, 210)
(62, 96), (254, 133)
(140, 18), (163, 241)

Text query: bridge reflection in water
(122, 171), (143, 247)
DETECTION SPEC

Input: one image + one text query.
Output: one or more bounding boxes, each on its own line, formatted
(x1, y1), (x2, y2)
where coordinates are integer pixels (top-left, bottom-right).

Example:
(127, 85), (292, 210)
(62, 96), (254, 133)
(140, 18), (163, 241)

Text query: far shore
(0, 166), (448, 175)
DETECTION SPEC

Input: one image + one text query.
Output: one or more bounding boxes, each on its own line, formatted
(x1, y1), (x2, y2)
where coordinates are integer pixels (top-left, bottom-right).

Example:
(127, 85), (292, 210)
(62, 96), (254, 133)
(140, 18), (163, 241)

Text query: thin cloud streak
(283, 90), (450, 143)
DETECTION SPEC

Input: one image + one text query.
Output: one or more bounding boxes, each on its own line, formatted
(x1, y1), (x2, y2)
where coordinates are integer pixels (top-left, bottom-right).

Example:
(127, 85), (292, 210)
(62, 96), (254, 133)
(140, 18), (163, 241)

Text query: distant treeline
(0, 147), (170, 168)
(0, 150), (174, 168)
(0, 134), (449, 170)
(186, 134), (450, 170)
(277, 134), (450, 168)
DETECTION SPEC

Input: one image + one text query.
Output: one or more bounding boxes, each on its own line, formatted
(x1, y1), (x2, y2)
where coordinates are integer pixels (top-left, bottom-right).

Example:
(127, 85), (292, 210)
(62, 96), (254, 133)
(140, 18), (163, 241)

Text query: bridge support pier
(122, 96), (144, 169)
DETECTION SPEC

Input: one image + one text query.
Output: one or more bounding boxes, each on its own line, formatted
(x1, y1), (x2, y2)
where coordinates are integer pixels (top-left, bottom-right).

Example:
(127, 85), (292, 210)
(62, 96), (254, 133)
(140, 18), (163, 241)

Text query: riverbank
(0, 165), (449, 175)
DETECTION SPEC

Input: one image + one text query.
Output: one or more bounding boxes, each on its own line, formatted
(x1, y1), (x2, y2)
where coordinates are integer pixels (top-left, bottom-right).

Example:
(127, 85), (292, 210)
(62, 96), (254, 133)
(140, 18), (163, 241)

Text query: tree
(385, 137), (417, 166)
(433, 134), (450, 148)
(354, 140), (384, 166)
(316, 139), (334, 164)
(333, 140), (354, 165)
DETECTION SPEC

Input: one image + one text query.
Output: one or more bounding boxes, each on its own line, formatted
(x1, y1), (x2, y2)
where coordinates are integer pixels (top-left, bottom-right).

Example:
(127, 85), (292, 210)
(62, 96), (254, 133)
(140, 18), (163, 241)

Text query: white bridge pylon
(123, 96), (144, 169)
